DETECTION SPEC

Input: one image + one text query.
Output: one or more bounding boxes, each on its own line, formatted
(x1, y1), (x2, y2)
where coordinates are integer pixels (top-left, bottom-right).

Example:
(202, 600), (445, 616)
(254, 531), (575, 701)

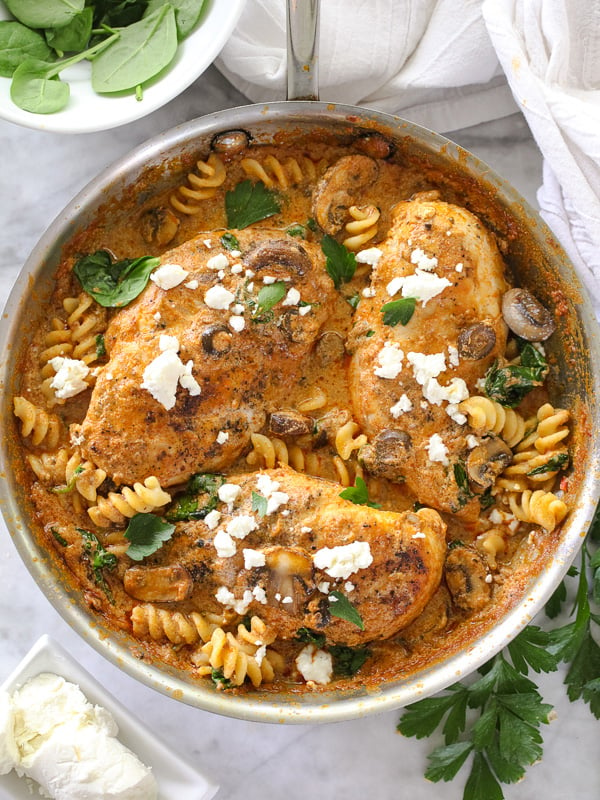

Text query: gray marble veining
(0, 67), (597, 800)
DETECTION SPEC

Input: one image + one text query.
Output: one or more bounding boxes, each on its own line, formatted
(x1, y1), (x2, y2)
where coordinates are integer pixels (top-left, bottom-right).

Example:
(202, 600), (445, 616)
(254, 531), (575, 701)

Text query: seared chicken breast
(347, 195), (509, 517)
(123, 467), (447, 646)
(79, 232), (336, 487)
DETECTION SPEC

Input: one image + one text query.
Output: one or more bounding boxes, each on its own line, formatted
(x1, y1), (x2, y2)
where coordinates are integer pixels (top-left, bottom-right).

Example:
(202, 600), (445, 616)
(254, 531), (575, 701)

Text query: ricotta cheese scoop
(0, 672), (157, 800)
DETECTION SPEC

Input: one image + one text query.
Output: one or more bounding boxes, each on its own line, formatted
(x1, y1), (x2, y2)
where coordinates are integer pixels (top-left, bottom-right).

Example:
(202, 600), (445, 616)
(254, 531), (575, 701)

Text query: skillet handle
(286, 0), (320, 101)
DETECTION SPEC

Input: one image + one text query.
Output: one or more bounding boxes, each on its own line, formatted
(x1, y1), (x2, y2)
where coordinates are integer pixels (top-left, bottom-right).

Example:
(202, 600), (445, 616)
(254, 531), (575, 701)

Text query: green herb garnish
(380, 297), (417, 327)
(321, 234), (356, 289)
(73, 250), (160, 308)
(339, 476), (381, 509)
(527, 452), (569, 476)
(251, 491), (268, 518)
(78, 528), (117, 599)
(211, 667), (233, 690)
(124, 513), (175, 561)
(220, 232), (240, 252)
(166, 473), (225, 522)
(295, 628), (327, 648)
(453, 461), (474, 508)
(254, 282), (287, 317)
(330, 644), (372, 677)
(225, 179), (280, 229)
(484, 342), (548, 408)
(95, 333), (106, 358)
(286, 223), (307, 238)
(346, 293), (360, 310)
(51, 527), (68, 547)
(328, 590), (365, 630)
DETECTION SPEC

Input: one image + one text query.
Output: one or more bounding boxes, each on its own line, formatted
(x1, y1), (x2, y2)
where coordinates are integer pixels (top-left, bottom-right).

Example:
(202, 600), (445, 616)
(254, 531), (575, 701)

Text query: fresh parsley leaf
(506, 625), (558, 675)
(166, 473), (224, 522)
(220, 232), (240, 252)
(424, 740), (473, 783)
(73, 250), (160, 308)
(124, 513), (175, 561)
(251, 491), (268, 518)
(328, 590), (364, 630)
(329, 644), (372, 677)
(295, 628), (327, 648)
(321, 234), (356, 289)
(255, 282), (286, 315)
(339, 476), (381, 508)
(464, 752), (504, 800)
(397, 687), (465, 741)
(527, 452), (569, 476)
(346, 292), (360, 310)
(380, 297), (416, 327)
(225, 180), (280, 229)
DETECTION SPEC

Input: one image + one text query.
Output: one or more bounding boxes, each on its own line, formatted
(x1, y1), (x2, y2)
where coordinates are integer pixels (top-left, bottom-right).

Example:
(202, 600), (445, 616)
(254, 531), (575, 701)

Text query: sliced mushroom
(263, 546), (314, 614)
(201, 324), (233, 356)
(359, 429), (412, 480)
(313, 407), (351, 448)
(211, 129), (251, 156)
(279, 308), (314, 344)
(312, 155), (380, 234)
(501, 288), (556, 341)
(466, 437), (512, 490)
(269, 409), (314, 437)
(243, 239), (312, 277)
(123, 565), (193, 603)
(140, 206), (180, 247)
(445, 545), (491, 612)
(354, 132), (394, 160)
(457, 322), (497, 360)
(315, 331), (345, 365)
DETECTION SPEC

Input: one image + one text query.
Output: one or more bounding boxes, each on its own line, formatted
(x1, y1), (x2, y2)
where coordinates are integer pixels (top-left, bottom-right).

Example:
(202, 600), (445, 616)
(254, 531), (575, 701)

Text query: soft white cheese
(213, 529), (236, 558)
(206, 253), (229, 270)
(204, 285), (235, 311)
(218, 483), (241, 504)
(406, 351), (446, 385)
(313, 541), (373, 580)
(282, 287), (301, 306)
(150, 262), (188, 290)
(252, 586), (267, 604)
(295, 645), (333, 685)
(140, 349), (200, 411)
(410, 247), (438, 271)
(49, 357), (90, 400)
(243, 548), (266, 569)
(158, 333), (179, 352)
(229, 315), (245, 332)
(216, 430), (229, 445)
(204, 509), (221, 530)
(0, 691), (17, 775)
(298, 305), (312, 316)
(184, 279), (199, 290)
(427, 433), (449, 465)
(387, 269), (451, 305)
(374, 342), (404, 379)
(226, 514), (259, 540)
(7, 673), (156, 800)
(215, 587), (253, 614)
(362, 287), (376, 298)
(390, 394), (413, 418)
(356, 247), (383, 267)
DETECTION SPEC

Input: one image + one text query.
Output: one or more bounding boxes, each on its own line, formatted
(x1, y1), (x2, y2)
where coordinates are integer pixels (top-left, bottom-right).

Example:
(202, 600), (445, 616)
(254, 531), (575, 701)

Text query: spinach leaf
(225, 180), (280, 229)
(286, 222), (308, 239)
(124, 513), (175, 561)
(92, 0), (150, 28)
(92, 4), (178, 93)
(95, 334), (107, 358)
(145, 0), (206, 39)
(10, 58), (70, 113)
(73, 250), (160, 307)
(328, 590), (365, 630)
(295, 628), (327, 648)
(528, 452), (569, 476)
(220, 232), (240, 252)
(484, 343), (548, 408)
(330, 644), (372, 677)
(339, 476), (381, 509)
(453, 461), (474, 508)
(321, 234), (356, 289)
(166, 472), (225, 522)
(45, 7), (93, 54)
(4, 0), (85, 30)
(0, 22), (53, 78)
(78, 528), (117, 599)
(380, 297), (417, 327)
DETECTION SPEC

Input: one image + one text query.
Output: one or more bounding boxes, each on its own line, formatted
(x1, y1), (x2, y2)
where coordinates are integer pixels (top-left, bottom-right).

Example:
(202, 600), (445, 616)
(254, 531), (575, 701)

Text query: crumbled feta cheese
(300, 526), (313, 534)
(246, 282), (254, 292)
(245, 269), (255, 278)
(153, 312), (162, 322)
(422, 376), (469, 408)
(204, 284), (235, 310)
(204, 509), (221, 530)
(214, 531), (236, 558)
(179, 360), (201, 395)
(298, 305), (312, 316)
(455, 262), (464, 272)
(203, 239), (212, 248)
(446, 404), (467, 425)
(344, 581), (355, 593)
(216, 430), (229, 444)
(230, 303), (244, 315)
(374, 342), (404, 379)
(207, 253), (229, 270)
(407, 351), (446, 384)
(229, 315), (245, 332)
(262, 275), (277, 284)
(231, 263), (243, 274)
(410, 247), (438, 271)
(150, 263), (189, 290)
(281, 596), (293, 604)
(390, 394), (413, 418)
(243, 548), (266, 569)
(356, 247), (383, 267)
(317, 581), (330, 594)
(104, 372), (113, 381)
(420, 400), (429, 410)
(466, 434), (479, 449)
(362, 287), (376, 298)
(489, 509), (504, 524)
(254, 644), (267, 665)
(184, 279), (199, 290)
(427, 433), (449, 465)
(313, 541), (373, 580)
(159, 334), (179, 352)
(281, 509), (290, 517)
(226, 514), (259, 540)
(252, 586), (267, 604)
(140, 349), (200, 410)
(218, 483), (241, 504)
(476, 377), (487, 391)
(230, 249), (241, 258)
(387, 269), (451, 305)
(282, 287), (301, 306)
(448, 345), (460, 367)
(296, 645), (333, 685)
(412, 531), (426, 539)
(485, 574), (493, 584)
(215, 586), (253, 614)
(266, 491), (289, 515)
(256, 474), (279, 496)
(49, 357), (90, 399)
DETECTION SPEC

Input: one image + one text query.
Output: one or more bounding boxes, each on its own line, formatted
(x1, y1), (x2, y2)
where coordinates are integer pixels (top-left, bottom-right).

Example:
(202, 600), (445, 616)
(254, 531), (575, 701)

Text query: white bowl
(0, 635), (219, 800)
(0, 0), (245, 134)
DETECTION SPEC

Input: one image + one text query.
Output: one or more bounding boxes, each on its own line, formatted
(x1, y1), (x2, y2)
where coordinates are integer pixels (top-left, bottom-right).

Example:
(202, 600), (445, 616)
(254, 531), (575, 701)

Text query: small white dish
(0, 0), (245, 133)
(0, 635), (219, 800)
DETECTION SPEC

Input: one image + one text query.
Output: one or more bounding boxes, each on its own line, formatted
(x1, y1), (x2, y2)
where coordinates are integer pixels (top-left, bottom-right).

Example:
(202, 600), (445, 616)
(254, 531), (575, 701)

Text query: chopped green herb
(254, 282), (287, 316)
(527, 452), (569, 476)
(339, 476), (381, 509)
(220, 232), (240, 252)
(328, 591), (364, 630)
(479, 487), (495, 510)
(251, 491), (268, 518)
(380, 297), (417, 327)
(453, 461), (474, 508)
(95, 333), (106, 358)
(73, 250), (160, 308)
(330, 644), (371, 677)
(286, 223), (307, 238)
(51, 527), (68, 547)
(225, 179), (280, 229)
(166, 473), (225, 522)
(78, 528), (117, 599)
(52, 464), (84, 495)
(484, 342), (548, 408)
(321, 235), (356, 289)
(295, 628), (327, 648)
(366, 329), (375, 338)
(346, 292), (360, 310)
(211, 667), (233, 690)
(124, 513), (175, 561)
(306, 217), (318, 233)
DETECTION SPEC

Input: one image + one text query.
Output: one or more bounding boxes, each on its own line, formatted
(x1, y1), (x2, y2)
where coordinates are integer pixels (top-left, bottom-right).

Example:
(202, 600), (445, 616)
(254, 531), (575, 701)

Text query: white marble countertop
(0, 66), (598, 800)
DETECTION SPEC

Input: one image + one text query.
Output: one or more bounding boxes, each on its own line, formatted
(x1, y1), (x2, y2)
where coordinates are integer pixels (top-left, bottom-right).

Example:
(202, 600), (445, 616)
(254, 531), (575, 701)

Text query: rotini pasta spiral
(507, 489), (568, 531)
(13, 396), (61, 449)
(87, 476), (171, 527)
(26, 448), (70, 485)
(63, 450), (107, 505)
(335, 420), (368, 461)
(343, 205), (380, 251)
(246, 432), (320, 474)
(170, 153), (226, 215)
(534, 403), (570, 454)
(296, 386), (327, 413)
(63, 294), (108, 368)
(459, 396), (528, 447)
(131, 603), (222, 645)
(240, 154), (325, 190)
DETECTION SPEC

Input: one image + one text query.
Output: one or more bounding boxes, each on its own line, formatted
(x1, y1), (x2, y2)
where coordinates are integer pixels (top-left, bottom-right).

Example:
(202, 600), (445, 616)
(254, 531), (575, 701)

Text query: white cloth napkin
(482, 0), (600, 313)
(215, 0), (518, 132)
